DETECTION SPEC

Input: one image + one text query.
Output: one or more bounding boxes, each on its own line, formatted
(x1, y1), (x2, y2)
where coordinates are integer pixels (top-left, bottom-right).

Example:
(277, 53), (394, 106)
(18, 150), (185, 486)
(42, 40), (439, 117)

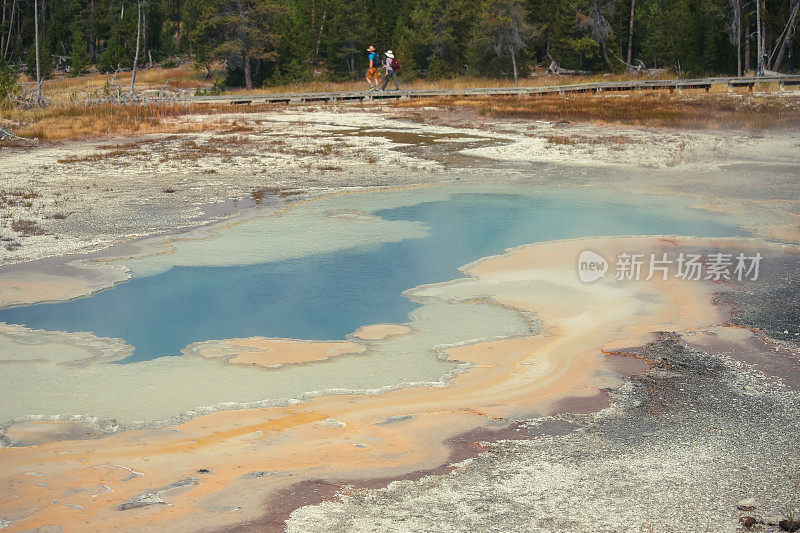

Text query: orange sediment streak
(1, 235), (789, 532)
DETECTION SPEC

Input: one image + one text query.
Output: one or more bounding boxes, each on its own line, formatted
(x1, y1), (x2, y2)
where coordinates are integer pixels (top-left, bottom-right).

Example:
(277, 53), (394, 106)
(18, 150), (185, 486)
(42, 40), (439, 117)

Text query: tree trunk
(510, 46), (518, 83)
(728, 0), (742, 76)
(601, 42), (612, 69)
(756, 0), (763, 74)
(3, 0), (15, 59)
(34, 0), (45, 105)
(142, 6), (147, 67)
(130, 0), (141, 94)
(244, 53), (252, 89)
(745, 21), (751, 73)
(770, 0), (799, 71)
(762, 0), (767, 69)
(1, 0), (6, 57)
(14, 0), (18, 57)
(314, 9), (326, 64)
(737, 4), (742, 76)
(346, 50), (354, 80)
(34, 0), (41, 94)
(627, 0), (635, 66)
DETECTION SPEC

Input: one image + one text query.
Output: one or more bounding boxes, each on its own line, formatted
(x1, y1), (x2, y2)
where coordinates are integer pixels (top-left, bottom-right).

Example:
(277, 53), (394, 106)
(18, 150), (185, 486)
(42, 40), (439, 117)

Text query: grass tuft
(11, 219), (47, 236)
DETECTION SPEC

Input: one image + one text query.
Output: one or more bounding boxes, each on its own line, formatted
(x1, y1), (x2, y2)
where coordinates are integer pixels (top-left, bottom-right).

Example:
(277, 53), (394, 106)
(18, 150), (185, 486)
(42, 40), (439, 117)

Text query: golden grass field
(2, 63), (798, 141)
(396, 91), (800, 131)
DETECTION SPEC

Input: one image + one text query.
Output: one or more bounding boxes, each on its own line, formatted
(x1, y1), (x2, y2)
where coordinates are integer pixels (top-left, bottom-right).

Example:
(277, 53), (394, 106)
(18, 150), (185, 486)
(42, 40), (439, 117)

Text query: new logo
(577, 250), (608, 283)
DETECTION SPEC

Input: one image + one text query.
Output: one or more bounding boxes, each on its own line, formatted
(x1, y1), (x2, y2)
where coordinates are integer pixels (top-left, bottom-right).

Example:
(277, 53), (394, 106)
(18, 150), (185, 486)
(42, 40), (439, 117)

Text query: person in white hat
(381, 50), (400, 91)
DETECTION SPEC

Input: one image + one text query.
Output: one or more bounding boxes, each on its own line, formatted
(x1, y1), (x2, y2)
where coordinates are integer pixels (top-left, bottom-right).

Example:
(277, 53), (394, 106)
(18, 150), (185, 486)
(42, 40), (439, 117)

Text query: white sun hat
(385, 50), (395, 58)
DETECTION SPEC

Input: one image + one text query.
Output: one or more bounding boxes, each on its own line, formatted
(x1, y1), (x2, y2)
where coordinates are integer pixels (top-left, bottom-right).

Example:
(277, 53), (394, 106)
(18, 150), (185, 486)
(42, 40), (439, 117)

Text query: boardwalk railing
(185, 75), (800, 106)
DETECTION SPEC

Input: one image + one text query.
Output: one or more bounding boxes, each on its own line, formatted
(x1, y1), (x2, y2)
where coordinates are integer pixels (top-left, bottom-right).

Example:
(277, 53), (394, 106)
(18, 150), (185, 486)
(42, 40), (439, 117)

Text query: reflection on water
(0, 187), (745, 363)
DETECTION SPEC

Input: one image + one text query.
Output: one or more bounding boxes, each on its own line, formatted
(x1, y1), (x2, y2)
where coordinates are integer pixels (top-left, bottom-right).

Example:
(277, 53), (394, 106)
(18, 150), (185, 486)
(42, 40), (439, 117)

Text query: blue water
(0, 191), (745, 362)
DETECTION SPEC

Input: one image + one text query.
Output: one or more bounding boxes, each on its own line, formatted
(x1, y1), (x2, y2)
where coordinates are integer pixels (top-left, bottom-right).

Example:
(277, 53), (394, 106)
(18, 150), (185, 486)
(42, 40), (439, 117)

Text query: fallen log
(547, 60), (591, 76)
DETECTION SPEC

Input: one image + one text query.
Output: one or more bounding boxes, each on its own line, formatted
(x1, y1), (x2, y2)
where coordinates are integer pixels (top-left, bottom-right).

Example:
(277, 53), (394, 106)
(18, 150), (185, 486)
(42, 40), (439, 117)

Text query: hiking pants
(381, 70), (399, 90)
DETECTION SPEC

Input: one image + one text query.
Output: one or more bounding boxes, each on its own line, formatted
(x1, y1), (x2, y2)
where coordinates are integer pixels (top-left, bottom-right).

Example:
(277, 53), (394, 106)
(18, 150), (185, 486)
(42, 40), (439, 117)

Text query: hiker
(366, 46), (380, 91)
(381, 50), (400, 91)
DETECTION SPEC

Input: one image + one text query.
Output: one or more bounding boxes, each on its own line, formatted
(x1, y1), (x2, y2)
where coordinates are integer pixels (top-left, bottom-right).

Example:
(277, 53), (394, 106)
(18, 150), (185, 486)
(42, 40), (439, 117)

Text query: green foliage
(98, 34), (131, 73)
(70, 25), (90, 76)
(159, 23), (180, 60)
(0, 58), (21, 107)
(184, 0), (286, 88)
(25, 34), (54, 80)
(162, 58), (180, 69)
(569, 36), (600, 61)
(195, 78), (227, 95)
(471, 0), (536, 81)
(98, 4), (138, 73)
(2, 0), (798, 86)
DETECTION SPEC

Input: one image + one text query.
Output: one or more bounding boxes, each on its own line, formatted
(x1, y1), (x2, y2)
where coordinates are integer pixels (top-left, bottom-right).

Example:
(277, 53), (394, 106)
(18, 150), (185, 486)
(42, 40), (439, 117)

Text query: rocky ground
(287, 254), (800, 532)
(2, 102), (799, 267)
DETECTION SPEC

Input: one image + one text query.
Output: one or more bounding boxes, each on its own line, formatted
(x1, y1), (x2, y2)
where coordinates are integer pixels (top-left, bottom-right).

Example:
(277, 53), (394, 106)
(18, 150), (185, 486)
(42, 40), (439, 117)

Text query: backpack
(390, 57), (399, 71)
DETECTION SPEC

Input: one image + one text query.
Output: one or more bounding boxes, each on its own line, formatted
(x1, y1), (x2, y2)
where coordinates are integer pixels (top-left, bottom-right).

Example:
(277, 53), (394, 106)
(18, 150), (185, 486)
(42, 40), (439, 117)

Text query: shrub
(0, 58), (21, 107)
(194, 78), (226, 96)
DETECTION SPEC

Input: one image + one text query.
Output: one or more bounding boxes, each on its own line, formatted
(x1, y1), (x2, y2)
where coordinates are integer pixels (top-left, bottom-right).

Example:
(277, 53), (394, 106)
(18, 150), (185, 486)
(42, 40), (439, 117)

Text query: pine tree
(70, 23), (89, 76)
(0, 54), (20, 106)
(473, 0), (535, 82)
(184, 0), (285, 89)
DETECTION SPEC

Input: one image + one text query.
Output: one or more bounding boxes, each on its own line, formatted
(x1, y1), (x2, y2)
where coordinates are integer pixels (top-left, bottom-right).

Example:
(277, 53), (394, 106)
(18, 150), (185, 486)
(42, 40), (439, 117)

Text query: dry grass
(250, 187), (303, 203)
(541, 133), (634, 146)
(396, 92), (800, 131)
(4, 64), (796, 142)
(18, 64), (207, 103)
(290, 142), (339, 156)
(0, 189), (39, 208)
(1, 102), (276, 141)
(543, 134), (579, 146)
(53, 131), (274, 164)
(10, 219), (47, 236)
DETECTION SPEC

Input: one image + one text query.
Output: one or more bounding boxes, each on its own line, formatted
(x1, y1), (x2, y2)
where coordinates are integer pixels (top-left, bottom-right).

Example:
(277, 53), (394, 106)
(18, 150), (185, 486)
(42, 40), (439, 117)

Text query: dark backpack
(390, 57), (399, 71)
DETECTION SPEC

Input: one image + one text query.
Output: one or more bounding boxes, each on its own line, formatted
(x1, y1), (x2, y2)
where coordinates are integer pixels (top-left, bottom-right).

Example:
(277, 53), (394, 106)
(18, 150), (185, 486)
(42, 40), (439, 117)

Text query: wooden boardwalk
(185, 75), (800, 106)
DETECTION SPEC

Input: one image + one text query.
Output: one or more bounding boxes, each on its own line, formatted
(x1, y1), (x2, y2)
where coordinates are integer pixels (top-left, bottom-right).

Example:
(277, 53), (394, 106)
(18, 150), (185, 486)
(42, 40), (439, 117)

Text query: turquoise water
(0, 190), (745, 362)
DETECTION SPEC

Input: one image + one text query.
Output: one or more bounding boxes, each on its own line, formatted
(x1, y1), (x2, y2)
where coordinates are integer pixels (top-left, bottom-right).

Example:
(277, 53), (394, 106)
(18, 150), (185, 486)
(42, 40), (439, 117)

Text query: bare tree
(727, 0), (742, 76)
(2, 0), (14, 59)
(474, 0), (535, 83)
(626, 0), (635, 67)
(756, 0), (765, 75)
(744, 19), (751, 72)
(578, 1), (615, 70)
(314, 9), (326, 65)
(1, 0), (5, 56)
(130, 0), (142, 94)
(343, 42), (355, 80)
(769, 0), (799, 71)
(34, 0), (43, 104)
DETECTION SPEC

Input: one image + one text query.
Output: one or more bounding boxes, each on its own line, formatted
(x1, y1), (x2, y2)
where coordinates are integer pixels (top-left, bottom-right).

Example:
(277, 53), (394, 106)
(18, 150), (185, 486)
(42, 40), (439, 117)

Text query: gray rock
(118, 477), (199, 510)
(737, 497), (758, 511)
(376, 415), (413, 425)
